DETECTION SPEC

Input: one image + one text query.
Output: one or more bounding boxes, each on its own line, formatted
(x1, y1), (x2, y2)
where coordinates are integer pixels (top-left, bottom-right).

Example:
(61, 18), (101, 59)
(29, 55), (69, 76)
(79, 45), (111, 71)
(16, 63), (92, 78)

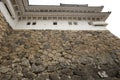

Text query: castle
(0, 0), (111, 30)
(0, 0), (120, 80)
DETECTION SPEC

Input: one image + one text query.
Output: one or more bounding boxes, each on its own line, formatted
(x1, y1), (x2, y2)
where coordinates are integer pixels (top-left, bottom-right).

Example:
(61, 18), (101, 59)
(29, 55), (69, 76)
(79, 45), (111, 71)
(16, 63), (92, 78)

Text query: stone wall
(0, 30), (120, 80)
(0, 11), (12, 43)
(0, 10), (120, 80)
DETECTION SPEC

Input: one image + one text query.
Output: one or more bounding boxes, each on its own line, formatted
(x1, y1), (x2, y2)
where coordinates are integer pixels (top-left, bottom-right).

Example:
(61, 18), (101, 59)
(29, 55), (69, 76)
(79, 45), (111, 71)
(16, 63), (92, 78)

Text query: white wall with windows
(0, 1), (107, 30)
(13, 20), (107, 30)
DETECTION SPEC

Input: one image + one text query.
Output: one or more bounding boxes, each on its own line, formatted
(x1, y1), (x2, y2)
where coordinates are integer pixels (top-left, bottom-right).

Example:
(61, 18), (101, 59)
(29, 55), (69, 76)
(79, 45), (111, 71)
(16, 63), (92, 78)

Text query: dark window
(44, 10), (48, 12)
(79, 11), (82, 13)
(88, 11), (91, 13)
(43, 17), (47, 20)
(53, 17), (57, 20)
(68, 17), (72, 20)
(92, 18), (95, 21)
(18, 17), (21, 20)
(14, 6), (19, 10)
(48, 17), (52, 20)
(11, 0), (16, 4)
(32, 22), (36, 25)
(33, 17), (36, 20)
(53, 10), (57, 12)
(74, 22), (78, 25)
(17, 12), (20, 16)
(68, 22), (72, 25)
(35, 10), (39, 12)
(40, 10), (44, 12)
(73, 17), (76, 20)
(83, 17), (86, 20)
(38, 17), (42, 20)
(58, 10), (61, 12)
(53, 22), (57, 25)
(27, 22), (31, 25)
(88, 17), (91, 20)
(28, 17), (31, 19)
(58, 17), (62, 20)
(78, 17), (81, 20)
(67, 10), (69, 12)
(63, 17), (67, 20)
(84, 11), (86, 13)
(96, 18), (100, 21)
(49, 10), (52, 12)
(75, 10), (78, 12)
(23, 17), (26, 20)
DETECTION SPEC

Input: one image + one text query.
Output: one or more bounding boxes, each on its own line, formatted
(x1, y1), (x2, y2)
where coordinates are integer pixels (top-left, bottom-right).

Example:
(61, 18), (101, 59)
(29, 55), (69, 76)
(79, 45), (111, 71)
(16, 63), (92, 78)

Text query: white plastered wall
(0, 2), (17, 28)
(15, 20), (107, 30)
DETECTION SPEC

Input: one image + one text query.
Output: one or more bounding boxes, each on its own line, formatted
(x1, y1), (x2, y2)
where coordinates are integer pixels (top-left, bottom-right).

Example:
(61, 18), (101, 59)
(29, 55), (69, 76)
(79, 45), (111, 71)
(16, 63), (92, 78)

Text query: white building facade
(0, 0), (111, 30)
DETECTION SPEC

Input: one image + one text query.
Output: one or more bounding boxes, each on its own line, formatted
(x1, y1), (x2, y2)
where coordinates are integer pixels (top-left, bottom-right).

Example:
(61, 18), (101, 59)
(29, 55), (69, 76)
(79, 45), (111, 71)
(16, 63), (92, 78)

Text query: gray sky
(29, 0), (120, 38)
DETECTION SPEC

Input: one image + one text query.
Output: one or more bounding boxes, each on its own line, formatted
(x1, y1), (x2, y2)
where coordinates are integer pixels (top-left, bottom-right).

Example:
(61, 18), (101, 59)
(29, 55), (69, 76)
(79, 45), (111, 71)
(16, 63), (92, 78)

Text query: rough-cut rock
(31, 64), (45, 73)
(0, 11), (12, 43)
(0, 67), (11, 73)
(21, 58), (30, 67)
(49, 73), (60, 80)
(23, 71), (36, 79)
(0, 11), (120, 80)
(98, 71), (108, 78)
(36, 74), (50, 80)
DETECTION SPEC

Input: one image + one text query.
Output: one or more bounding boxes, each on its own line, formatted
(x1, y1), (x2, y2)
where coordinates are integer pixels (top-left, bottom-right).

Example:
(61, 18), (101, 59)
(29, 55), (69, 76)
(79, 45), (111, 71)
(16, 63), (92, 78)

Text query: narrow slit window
(27, 22), (31, 25)
(88, 17), (91, 20)
(68, 22), (72, 25)
(96, 18), (100, 21)
(74, 22), (78, 25)
(58, 17), (62, 20)
(78, 17), (81, 20)
(43, 17), (47, 20)
(53, 22), (57, 25)
(32, 22), (36, 25)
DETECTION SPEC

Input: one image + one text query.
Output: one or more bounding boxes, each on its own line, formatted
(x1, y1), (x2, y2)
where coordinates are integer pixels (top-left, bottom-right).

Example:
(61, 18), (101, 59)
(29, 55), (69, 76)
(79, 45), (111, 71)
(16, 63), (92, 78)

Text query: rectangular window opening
(48, 17), (52, 20)
(32, 22), (36, 25)
(68, 22), (72, 25)
(43, 17), (47, 20)
(74, 22), (78, 25)
(27, 22), (31, 25)
(78, 17), (81, 20)
(53, 22), (57, 25)
(58, 17), (62, 20)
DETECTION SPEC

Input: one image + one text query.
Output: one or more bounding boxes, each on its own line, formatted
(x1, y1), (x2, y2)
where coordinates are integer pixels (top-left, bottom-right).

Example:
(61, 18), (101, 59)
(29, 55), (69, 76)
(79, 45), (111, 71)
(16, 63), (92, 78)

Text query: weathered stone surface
(31, 64), (45, 73)
(21, 58), (30, 67)
(0, 11), (12, 43)
(0, 11), (120, 80)
(23, 71), (36, 79)
(71, 75), (82, 80)
(0, 67), (11, 73)
(49, 73), (60, 80)
(60, 75), (71, 80)
(36, 74), (50, 80)
(0, 74), (11, 80)
(61, 69), (73, 75)
(47, 65), (57, 72)
(98, 71), (108, 78)
(22, 78), (29, 80)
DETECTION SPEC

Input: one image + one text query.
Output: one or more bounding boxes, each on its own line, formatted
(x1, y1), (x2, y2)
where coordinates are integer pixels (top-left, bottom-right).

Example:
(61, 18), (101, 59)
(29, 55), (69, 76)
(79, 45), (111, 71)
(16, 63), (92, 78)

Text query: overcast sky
(29, 0), (120, 38)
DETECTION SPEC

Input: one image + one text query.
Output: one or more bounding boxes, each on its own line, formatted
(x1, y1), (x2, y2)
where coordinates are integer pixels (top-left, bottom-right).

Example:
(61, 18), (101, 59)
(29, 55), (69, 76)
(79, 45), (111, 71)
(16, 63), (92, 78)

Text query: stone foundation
(0, 11), (12, 43)
(0, 12), (120, 80)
